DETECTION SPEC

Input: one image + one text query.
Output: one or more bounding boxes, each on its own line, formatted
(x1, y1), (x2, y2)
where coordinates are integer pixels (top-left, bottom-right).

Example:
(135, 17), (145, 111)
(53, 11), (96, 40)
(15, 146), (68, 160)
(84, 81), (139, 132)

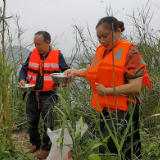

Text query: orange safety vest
(86, 39), (151, 111)
(27, 48), (60, 91)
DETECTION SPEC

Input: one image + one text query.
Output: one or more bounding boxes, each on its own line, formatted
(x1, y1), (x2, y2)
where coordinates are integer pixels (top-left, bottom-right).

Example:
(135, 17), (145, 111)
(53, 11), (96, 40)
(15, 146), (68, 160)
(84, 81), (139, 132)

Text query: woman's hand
(95, 83), (107, 96)
(63, 69), (78, 76)
(62, 69), (79, 87)
(95, 77), (143, 96)
(63, 68), (88, 87)
(64, 68), (88, 77)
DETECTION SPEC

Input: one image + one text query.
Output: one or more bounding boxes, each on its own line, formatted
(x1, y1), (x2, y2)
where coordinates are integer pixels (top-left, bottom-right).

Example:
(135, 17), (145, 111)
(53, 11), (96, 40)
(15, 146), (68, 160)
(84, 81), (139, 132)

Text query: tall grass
(0, 1), (30, 159)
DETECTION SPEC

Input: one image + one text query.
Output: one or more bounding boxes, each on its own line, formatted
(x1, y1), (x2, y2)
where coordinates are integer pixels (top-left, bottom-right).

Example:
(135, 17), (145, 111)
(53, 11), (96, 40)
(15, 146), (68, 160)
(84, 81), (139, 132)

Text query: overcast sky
(0, 0), (160, 56)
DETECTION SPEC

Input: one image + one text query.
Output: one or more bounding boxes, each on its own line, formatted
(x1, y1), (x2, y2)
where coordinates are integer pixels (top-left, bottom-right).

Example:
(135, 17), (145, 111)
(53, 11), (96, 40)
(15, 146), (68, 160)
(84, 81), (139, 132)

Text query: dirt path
(13, 131), (42, 160)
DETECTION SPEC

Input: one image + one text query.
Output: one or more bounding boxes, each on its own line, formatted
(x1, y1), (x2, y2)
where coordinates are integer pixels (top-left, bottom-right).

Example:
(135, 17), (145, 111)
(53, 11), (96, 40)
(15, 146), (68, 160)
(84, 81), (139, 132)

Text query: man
(19, 31), (70, 159)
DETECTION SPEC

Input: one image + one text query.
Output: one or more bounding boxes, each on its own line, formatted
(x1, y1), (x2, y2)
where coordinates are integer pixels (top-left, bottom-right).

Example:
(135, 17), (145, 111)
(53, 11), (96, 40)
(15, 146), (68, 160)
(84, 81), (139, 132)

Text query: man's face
(34, 35), (50, 54)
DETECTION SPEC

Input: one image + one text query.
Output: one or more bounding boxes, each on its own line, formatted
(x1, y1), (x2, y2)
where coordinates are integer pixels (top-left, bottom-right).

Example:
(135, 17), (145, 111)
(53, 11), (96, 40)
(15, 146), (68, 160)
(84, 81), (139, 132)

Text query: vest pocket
(98, 64), (125, 87)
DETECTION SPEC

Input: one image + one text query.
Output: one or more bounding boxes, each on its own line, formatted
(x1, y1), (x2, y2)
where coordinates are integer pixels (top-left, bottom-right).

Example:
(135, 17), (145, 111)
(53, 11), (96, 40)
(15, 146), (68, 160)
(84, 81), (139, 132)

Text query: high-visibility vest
(86, 39), (151, 111)
(27, 49), (60, 91)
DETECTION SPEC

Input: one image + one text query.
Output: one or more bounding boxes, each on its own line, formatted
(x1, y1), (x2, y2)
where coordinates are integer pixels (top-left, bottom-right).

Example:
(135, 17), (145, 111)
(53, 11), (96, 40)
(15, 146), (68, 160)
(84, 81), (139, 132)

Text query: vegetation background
(0, 0), (160, 160)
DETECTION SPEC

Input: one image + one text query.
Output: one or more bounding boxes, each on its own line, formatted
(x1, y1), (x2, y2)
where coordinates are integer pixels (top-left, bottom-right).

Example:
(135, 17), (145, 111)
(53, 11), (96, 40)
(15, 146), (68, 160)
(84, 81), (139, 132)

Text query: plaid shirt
(124, 45), (146, 80)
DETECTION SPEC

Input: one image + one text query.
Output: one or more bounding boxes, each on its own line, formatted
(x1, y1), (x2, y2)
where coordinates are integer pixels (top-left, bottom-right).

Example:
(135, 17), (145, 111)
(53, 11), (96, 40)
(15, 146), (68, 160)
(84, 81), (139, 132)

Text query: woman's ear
(117, 28), (121, 38)
(117, 28), (121, 34)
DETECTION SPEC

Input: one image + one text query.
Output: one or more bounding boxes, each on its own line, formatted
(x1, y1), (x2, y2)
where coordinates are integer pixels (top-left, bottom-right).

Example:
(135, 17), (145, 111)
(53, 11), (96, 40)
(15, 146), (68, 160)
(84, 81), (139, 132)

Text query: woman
(64, 16), (151, 159)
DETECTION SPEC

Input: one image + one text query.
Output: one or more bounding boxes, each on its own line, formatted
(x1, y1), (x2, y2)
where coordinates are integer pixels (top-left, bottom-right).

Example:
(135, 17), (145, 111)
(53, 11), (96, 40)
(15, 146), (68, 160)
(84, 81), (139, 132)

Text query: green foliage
(0, 7), (2, 14)
(90, 143), (103, 152)
(53, 86), (99, 160)
(16, 149), (34, 160)
(88, 154), (101, 160)
(0, 128), (13, 159)
(141, 130), (160, 160)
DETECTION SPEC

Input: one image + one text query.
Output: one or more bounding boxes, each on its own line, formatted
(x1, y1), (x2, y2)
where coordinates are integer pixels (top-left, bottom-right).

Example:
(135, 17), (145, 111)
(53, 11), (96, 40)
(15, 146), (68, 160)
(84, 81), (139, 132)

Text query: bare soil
(13, 131), (43, 160)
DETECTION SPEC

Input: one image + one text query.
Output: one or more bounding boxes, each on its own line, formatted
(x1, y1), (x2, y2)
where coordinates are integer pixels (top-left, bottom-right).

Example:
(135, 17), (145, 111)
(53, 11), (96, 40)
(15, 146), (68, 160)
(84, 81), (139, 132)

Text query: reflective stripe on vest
(44, 76), (53, 81)
(44, 63), (59, 68)
(114, 49), (123, 60)
(27, 74), (37, 81)
(92, 49), (124, 67)
(28, 62), (39, 69)
(93, 57), (99, 67)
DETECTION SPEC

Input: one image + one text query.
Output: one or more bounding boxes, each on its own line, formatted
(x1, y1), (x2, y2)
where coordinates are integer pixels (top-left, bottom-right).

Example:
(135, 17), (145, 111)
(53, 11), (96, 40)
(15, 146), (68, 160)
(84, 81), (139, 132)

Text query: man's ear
(46, 40), (50, 45)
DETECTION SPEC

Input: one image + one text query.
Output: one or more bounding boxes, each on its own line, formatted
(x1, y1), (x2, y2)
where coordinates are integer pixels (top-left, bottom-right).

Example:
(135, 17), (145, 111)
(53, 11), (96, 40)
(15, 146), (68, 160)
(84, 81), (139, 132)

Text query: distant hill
(6, 46), (94, 65)
(6, 45), (31, 60)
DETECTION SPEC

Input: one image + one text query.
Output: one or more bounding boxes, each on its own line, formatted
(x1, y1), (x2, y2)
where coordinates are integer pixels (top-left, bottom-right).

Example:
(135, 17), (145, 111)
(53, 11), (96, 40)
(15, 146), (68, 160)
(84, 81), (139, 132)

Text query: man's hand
(19, 80), (25, 87)
(60, 83), (68, 87)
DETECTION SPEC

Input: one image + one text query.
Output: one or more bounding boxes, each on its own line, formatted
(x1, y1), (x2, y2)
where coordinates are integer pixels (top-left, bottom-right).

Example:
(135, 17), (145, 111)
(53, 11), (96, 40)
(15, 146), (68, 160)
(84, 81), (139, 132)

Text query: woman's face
(96, 24), (121, 51)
